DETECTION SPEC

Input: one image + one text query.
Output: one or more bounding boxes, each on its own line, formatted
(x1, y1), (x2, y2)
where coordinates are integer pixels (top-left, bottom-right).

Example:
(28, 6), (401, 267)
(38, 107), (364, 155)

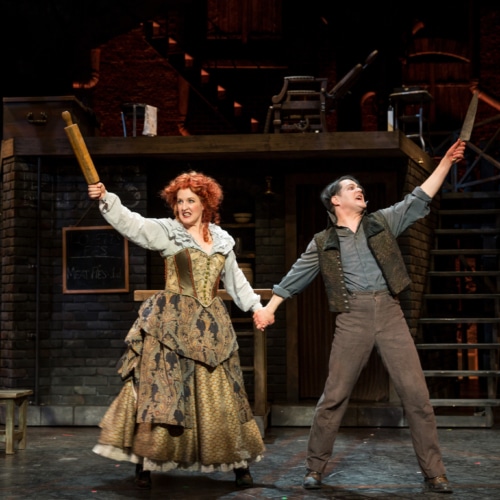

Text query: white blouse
(99, 191), (262, 313)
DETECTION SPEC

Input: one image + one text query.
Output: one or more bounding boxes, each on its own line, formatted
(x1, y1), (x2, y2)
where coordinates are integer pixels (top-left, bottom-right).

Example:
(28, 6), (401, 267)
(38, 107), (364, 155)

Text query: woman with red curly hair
(88, 171), (264, 490)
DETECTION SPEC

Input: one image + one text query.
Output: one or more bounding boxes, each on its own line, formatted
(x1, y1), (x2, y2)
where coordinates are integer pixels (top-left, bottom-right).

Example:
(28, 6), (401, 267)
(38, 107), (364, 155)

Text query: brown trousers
(306, 290), (446, 479)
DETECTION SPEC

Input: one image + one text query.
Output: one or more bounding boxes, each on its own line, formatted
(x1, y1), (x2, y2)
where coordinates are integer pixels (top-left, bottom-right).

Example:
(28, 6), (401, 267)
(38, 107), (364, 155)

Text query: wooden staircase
(417, 190), (500, 427)
(142, 18), (288, 134)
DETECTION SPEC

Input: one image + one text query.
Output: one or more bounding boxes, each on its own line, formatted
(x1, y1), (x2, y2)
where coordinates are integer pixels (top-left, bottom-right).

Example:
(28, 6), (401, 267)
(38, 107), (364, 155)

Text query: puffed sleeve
(220, 250), (263, 312)
(98, 191), (177, 253)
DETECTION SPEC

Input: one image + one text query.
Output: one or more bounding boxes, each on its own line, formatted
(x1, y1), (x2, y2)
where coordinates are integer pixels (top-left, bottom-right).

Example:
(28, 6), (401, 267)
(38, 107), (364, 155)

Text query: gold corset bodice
(164, 248), (225, 307)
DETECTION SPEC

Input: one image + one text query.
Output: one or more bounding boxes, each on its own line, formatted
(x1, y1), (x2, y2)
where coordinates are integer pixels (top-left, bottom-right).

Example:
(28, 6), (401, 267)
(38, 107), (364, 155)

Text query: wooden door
(286, 171), (398, 402)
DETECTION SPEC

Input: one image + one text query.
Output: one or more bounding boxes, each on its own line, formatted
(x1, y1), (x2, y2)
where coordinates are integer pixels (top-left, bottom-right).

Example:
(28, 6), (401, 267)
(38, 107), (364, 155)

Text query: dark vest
(314, 212), (411, 312)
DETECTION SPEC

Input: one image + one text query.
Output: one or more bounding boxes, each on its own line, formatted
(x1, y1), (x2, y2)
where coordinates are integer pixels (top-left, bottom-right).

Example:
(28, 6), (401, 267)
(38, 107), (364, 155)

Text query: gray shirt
(273, 186), (432, 299)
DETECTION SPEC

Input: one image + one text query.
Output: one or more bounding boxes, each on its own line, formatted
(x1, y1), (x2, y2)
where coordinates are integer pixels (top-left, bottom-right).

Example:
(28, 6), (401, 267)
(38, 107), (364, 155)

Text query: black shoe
(234, 467), (253, 488)
(135, 463), (152, 489)
(303, 469), (322, 489)
(424, 474), (453, 494)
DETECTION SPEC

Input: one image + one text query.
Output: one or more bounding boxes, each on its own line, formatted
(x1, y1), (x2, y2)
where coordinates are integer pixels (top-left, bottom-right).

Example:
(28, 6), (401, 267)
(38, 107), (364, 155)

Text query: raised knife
(459, 92), (478, 142)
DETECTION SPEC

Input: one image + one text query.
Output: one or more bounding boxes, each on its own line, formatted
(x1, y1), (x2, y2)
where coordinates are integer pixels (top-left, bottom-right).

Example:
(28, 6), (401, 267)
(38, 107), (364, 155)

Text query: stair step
(423, 370), (500, 376)
(427, 270), (500, 277)
(152, 39), (263, 133)
(419, 317), (500, 323)
(430, 249), (500, 255)
(434, 228), (500, 235)
(424, 293), (500, 299)
(441, 191), (500, 200)
(430, 398), (500, 407)
(419, 189), (499, 421)
(435, 412), (494, 428)
(417, 343), (500, 349)
(438, 209), (500, 215)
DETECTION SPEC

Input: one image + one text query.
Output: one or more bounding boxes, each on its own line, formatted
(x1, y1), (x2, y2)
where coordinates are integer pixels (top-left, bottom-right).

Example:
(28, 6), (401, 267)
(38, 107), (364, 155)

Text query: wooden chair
(263, 50), (379, 134)
(264, 76), (328, 133)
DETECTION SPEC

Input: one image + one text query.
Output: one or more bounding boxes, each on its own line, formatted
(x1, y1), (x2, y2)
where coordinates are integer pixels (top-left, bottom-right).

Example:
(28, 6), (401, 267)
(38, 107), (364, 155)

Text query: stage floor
(2, 413), (500, 499)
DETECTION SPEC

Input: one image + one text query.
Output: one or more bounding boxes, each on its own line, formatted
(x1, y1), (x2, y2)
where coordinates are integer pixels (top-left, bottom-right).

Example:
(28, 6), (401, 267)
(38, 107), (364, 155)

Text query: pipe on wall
(72, 49), (101, 90)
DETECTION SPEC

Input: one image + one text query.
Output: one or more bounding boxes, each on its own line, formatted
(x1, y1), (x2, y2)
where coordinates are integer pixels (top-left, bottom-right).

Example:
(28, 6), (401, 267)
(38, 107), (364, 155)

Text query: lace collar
(167, 218), (234, 255)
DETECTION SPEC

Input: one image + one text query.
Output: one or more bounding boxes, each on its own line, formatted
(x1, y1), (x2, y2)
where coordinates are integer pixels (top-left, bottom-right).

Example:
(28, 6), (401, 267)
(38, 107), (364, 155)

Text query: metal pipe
(72, 49), (101, 90)
(34, 157), (41, 405)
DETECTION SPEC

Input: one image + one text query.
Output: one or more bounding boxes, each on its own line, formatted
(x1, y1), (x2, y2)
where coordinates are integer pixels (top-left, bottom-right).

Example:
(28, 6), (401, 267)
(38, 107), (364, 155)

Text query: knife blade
(459, 92), (478, 141)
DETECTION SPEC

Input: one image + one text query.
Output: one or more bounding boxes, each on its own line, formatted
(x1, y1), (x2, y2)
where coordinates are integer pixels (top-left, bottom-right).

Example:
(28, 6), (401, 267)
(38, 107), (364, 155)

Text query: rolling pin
(62, 110), (100, 185)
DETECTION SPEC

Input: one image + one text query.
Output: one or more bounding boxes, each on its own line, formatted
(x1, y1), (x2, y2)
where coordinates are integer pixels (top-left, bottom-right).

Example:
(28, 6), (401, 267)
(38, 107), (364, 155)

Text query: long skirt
(93, 356), (265, 473)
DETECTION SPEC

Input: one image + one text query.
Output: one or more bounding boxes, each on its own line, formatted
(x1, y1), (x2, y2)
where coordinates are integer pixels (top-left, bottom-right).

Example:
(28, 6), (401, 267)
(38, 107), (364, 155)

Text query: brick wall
(0, 156), (39, 389)
(0, 157), (150, 423)
(0, 151), (290, 424)
(398, 157), (437, 338)
(86, 28), (183, 138)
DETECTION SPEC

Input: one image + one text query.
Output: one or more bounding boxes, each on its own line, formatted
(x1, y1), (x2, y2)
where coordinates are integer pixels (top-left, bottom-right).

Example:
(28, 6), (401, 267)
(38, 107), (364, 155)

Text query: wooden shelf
(221, 223), (255, 229)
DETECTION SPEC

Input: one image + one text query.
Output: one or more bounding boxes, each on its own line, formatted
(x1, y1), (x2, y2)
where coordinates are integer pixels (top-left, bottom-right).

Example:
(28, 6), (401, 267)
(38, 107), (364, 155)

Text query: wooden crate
(3, 95), (99, 139)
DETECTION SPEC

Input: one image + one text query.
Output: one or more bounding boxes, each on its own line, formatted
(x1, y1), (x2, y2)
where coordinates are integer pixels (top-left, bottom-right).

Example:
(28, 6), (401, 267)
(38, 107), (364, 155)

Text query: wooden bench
(0, 389), (33, 454)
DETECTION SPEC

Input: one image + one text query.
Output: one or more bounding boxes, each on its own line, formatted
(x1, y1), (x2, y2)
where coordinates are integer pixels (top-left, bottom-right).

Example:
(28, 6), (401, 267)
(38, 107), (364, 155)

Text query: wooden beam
(1, 131), (432, 165)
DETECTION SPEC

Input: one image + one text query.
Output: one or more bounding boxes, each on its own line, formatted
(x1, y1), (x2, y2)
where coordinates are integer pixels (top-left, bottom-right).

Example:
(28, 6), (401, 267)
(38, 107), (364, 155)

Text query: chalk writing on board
(63, 226), (129, 293)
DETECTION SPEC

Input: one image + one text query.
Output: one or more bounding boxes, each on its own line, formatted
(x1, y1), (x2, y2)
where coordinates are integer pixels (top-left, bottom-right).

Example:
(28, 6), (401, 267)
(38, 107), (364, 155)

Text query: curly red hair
(159, 171), (223, 242)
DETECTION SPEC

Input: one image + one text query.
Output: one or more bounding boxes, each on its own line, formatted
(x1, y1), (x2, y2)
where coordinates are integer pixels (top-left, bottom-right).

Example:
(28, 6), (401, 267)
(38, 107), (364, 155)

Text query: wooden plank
(134, 289), (272, 302)
(441, 191), (500, 199)
(431, 398), (500, 406)
(424, 294), (500, 299)
(436, 412), (494, 428)
(433, 228), (500, 235)
(430, 249), (500, 255)
(253, 328), (267, 416)
(423, 370), (500, 376)
(438, 209), (500, 215)
(0, 390), (33, 399)
(427, 270), (500, 276)
(417, 343), (500, 349)
(1, 131), (430, 162)
(419, 318), (500, 323)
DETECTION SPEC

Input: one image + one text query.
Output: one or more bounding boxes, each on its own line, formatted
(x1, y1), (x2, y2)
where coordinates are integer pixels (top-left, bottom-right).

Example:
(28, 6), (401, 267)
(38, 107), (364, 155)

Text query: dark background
(0, 0), (483, 135)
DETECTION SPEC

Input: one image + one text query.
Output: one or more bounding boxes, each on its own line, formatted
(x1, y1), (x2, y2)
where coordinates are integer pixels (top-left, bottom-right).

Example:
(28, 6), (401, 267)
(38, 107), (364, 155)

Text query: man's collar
(327, 209), (366, 228)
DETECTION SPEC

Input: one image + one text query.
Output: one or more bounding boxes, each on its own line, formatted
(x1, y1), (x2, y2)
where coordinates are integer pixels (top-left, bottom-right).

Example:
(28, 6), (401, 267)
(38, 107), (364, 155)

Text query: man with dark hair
(253, 139), (466, 494)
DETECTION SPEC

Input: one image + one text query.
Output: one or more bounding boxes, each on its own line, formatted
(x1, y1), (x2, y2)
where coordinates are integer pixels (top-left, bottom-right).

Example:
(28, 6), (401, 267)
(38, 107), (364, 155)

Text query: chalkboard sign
(62, 226), (129, 294)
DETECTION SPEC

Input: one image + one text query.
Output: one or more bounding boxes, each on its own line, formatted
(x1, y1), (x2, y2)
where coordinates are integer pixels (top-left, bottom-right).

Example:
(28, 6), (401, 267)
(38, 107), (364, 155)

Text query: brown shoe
(424, 474), (453, 493)
(303, 469), (322, 489)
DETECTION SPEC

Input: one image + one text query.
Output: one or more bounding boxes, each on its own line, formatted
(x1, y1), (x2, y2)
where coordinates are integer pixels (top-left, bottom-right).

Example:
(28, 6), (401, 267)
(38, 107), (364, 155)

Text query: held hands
(253, 294), (283, 331)
(447, 139), (466, 163)
(253, 306), (275, 331)
(88, 182), (106, 200)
